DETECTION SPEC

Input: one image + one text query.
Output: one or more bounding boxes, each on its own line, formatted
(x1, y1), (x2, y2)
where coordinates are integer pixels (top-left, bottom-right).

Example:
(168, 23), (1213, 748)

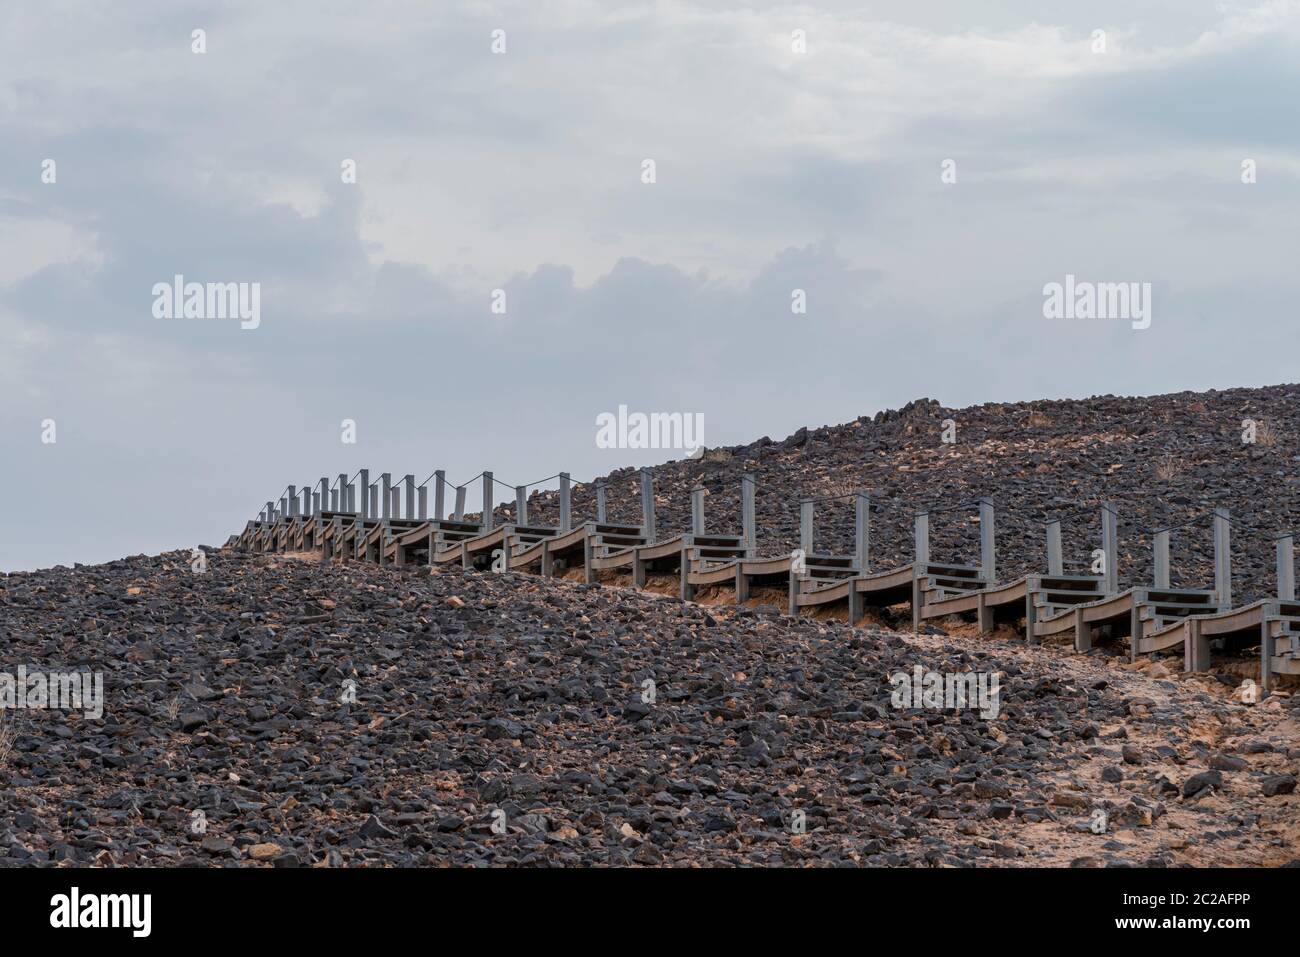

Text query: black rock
(1261, 774), (1297, 797)
(1182, 770), (1223, 799)
(359, 815), (398, 840)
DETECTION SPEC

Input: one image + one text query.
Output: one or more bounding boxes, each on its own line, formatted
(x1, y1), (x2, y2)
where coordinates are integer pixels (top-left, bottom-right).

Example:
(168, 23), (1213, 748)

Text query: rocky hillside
(525, 384), (1300, 604)
(0, 551), (1297, 867)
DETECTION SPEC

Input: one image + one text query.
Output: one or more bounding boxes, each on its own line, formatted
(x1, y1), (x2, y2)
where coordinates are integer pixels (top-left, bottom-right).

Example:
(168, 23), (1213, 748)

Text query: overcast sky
(2, 1), (1298, 571)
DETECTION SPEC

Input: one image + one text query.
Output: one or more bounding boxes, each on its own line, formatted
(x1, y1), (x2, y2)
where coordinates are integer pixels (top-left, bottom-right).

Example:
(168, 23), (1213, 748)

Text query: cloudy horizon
(3, 1), (1299, 571)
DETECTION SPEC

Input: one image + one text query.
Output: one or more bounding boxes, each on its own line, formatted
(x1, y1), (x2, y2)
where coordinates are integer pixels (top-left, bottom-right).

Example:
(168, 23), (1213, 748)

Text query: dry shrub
(817, 477), (864, 500)
(0, 714), (15, 769)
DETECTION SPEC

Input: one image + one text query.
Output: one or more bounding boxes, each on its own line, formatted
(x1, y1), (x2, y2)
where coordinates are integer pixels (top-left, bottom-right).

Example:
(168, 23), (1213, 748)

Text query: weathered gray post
(1260, 607), (1275, 696)
(337, 473), (348, 510)
(735, 564), (750, 603)
(434, 471), (446, 521)
(854, 492), (870, 571)
(559, 473), (571, 533)
(482, 472), (494, 531)
(359, 470), (370, 520)
(912, 510), (930, 634)
(418, 484), (427, 520)
(691, 487), (706, 536)
(301, 487), (311, 517)
(404, 475), (415, 520)
(1153, 529), (1171, 589)
(515, 485), (528, 526)
(595, 481), (607, 524)
(381, 473), (392, 520)
(799, 500), (814, 555)
(979, 498), (996, 583)
(453, 485), (466, 522)
(330, 486), (339, 511)
(1101, 503), (1118, 595)
(312, 491), (320, 514)
(1129, 602), (1142, 664)
(355, 500), (366, 559)
(287, 485), (297, 517)
(742, 474), (756, 558)
(1185, 618), (1209, 673)
(265, 501), (275, 524)
(389, 487), (400, 520)
(1023, 588), (1038, 645)
(318, 478), (329, 512)
(1264, 535), (1292, 694)
(1046, 520), (1063, 575)
(640, 469), (656, 542)
(369, 483), (379, 519)
(1072, 607), (1090, 653)
(914, 510), (930, 564)
(1277, 535), (1295, 601)
(1213, 506), (1232, 610)
(280, 495), (289, 519)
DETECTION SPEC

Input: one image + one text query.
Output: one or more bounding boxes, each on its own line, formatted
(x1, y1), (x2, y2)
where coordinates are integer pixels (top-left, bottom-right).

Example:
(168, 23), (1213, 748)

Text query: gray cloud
(2, 1), (1299, 570)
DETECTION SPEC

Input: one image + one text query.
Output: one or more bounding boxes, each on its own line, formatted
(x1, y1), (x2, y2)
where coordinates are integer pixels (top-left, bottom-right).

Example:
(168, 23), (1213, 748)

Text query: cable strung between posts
(1039, 502), (1117, 527)
(424, 472), (455, 492)
(1220, 513), (1291, 541)
(267, 486), (291, 513)
(1147, 510), (1215, 537)
(571, 477), (597, 487)
(799, 490), (869, 506)
(915, 498), (985, 517)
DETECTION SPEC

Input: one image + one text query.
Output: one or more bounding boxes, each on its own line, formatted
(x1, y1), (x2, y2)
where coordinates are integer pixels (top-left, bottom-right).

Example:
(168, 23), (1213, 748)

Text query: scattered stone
(1210, 754), (1248, 772)
(1261, 774), (1297, 797)
(359, 815), (398, 840)
(1183, 771), (1223, 800)
(6, 515), (1299, 868)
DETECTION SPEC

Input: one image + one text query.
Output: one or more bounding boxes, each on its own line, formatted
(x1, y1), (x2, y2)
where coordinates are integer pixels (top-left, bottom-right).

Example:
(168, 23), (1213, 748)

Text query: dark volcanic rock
(1261, 774), (1297, 797)
(519, 384), (1300, 608)
(2, 543), (1296, 867)
(1182, 770), (1224, 799)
